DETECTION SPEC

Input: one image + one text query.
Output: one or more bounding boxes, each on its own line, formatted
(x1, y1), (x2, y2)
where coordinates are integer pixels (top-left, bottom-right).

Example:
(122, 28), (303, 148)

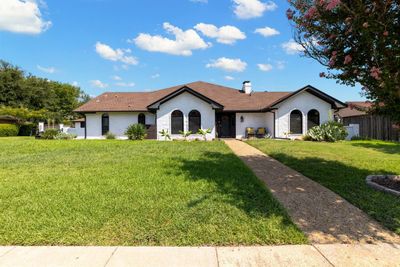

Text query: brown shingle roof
(74, 81), (291, 113)
(336, 101), (372, 117)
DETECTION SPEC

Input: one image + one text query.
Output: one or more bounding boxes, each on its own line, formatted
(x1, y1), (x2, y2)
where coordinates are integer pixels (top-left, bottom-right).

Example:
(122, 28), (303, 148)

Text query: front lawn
(247, 139), (400, 235)
(0, 138), (306, 245)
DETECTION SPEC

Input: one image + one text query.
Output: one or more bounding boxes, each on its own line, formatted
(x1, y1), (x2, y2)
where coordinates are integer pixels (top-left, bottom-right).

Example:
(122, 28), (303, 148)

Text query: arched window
(101, 113), (109, 135)
(171, 110), (183, 134)
(307, 109), (320, 130)
(138, 113), (146, 125)
(188, 110), (201, 133)
(290, 110), (303, 134)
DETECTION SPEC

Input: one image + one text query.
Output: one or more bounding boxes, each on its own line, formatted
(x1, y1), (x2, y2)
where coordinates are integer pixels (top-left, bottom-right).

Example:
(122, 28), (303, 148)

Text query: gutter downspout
(272, 111), (276, 139)
(84, 114), (87, 139)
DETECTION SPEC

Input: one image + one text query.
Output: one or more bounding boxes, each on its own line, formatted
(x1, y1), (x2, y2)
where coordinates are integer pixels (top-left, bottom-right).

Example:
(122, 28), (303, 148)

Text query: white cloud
(132, 22), (211, 56)
(254, 27), (280, 37)
(37, 65), (56, 73)
(224, 75), (235, 81)
(95, 42), (138, 65)
(151, 73), (160, 79)
(90, 80), (108, 88)
(115, 82), (135, 87)
(194, 23), (246, 45)
(233, 0), (277, 19)
(0, 0), (51, 34)
(71, 81), (79, 87)
(111, 75), (122, 81)
(206, 57), (247, 72)
(281, 39), (304, 55)
(257, 63), (273, 72)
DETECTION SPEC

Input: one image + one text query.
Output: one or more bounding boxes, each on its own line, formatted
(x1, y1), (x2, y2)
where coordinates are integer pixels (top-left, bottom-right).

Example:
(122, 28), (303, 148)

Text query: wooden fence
(343, 115), (400, 141)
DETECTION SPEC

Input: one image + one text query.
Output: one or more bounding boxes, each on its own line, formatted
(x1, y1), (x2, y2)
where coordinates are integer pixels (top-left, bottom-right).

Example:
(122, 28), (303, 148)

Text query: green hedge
(0, 124), (19, 137)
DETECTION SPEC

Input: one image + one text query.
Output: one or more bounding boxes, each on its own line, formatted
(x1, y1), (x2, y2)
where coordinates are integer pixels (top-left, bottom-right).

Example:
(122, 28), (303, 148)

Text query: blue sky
(0, 0), (364, 100)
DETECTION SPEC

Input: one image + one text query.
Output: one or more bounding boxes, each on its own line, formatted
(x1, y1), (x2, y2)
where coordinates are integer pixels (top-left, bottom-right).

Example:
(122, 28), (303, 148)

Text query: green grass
(247, 139), (400, 234)
(0, 137), (306, 246)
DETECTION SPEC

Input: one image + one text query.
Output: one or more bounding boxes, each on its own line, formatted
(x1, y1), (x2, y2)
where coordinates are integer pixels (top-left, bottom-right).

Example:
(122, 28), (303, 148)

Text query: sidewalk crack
(215, 247), (220, 267)
(312, 244), (335, 267)
(104, 246), (118, 267)
(0, 247), (16, 258)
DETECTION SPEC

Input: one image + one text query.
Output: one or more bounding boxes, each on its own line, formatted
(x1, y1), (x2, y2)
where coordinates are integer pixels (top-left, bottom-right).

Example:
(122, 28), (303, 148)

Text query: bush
(18, 122), (35, 136)
(125, 124), (147, 140)
(306, 121), (347, 142)
(105, 132), (116, 139)
(41, 128), (59, 139)
(54, 132), (77, 140)
(0, 124), (19, 137)
(351, 135), (371, 141)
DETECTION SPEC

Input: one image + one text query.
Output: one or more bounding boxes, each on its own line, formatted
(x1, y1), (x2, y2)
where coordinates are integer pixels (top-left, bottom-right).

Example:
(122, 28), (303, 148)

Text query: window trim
(188, 110), (201, 133)
(289, 109), (303, 134)
(171, 110), (184, 134)
(307, 109), (320, 130)
(138, 113), (146, 125)
(101, 113), (109, 135)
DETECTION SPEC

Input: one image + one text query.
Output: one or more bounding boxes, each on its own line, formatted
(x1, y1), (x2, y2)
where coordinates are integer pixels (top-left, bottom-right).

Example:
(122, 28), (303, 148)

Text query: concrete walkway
(224, 139), (400, 244)
(0, 244), (399, 267)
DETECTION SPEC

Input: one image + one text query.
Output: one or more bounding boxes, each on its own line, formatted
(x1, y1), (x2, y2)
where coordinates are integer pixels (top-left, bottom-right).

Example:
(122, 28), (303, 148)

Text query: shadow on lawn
(167, 151), (297, 227)
(263, 151), (400, 240)
(349, 141), (400, 155)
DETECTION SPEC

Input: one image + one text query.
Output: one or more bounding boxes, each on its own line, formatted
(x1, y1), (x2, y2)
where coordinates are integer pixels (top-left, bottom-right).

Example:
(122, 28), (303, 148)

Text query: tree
(287, 1), (400, 121)
(0, 60), (89, 121)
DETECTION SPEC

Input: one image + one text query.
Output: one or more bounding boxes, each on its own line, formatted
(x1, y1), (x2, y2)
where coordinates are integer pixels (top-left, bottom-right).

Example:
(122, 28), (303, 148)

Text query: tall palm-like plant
(159, 129), (171, 141)
(197, 128), (211, 141)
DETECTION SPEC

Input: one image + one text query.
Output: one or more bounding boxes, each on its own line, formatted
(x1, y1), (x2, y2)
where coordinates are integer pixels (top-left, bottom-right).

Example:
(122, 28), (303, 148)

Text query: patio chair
(256, 127), (266, 138)
(245, 127), (255, 139)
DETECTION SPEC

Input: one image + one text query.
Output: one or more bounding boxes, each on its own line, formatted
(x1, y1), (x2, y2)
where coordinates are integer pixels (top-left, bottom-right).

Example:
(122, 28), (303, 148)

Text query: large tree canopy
(287, 0), (400, 121)
(0, 60), (90, 121)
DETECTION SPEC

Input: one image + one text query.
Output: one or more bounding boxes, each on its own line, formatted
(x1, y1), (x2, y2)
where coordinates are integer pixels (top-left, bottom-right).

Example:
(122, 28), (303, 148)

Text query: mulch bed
(371, 176), (400, 192)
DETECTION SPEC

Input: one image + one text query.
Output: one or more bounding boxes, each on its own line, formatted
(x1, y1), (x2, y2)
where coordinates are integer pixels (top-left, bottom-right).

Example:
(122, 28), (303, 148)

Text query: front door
(216, 113), (236, 138)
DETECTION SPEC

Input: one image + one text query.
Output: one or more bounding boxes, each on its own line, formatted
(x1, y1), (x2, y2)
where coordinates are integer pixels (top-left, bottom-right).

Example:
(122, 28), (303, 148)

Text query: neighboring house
(336, 101), (400, 141)
(0, 115), (19, 124)
(74, 81), (346, 140)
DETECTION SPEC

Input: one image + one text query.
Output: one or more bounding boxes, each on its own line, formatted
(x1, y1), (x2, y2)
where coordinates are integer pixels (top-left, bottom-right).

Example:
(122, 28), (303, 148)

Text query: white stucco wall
(274, 91), (333, 138)
(235, 112), (274, 139)
(71, 122), (85, 139)
(85, 112), (155, 139)
(156, 92), (216, 140)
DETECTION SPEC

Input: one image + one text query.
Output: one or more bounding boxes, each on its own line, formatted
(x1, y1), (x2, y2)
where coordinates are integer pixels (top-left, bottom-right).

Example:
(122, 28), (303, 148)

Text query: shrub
(54, 132), (77, 140)
(105, 132), (116, 139)
(306, 121), (347, 142)
(18, 122), (35, 136)
(197, 128), (211, 141)
(179, 130), (192, 141)
(159, 129), (171, 141)
(41, 128), (59, 139)
(0, 124), (19, 137)
(351, 135), (371, 141)
(125, 124), (147, 140)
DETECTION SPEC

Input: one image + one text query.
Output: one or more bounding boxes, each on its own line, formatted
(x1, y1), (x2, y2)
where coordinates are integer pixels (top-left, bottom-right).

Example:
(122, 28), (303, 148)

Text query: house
(0, 115), (19, 124)
(74, 81), (346, 140)
(336, 101), (400, 141)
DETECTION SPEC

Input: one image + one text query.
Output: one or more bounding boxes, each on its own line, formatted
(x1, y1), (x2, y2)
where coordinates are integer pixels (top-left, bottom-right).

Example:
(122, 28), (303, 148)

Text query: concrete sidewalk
(224, 139), (400, 244)
(0, 244), (399, 267)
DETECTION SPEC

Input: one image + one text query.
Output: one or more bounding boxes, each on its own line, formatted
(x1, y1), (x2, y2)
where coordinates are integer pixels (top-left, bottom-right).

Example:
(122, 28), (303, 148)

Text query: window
(101, 113), (109, 135)
(138, 113), (146, 125)
(307, 109), (320, 130)
(188, 110), (201, 133)
(290, 110), (303, 134)
(171, 110), (183, 134)
(80, 121), (86, 128)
